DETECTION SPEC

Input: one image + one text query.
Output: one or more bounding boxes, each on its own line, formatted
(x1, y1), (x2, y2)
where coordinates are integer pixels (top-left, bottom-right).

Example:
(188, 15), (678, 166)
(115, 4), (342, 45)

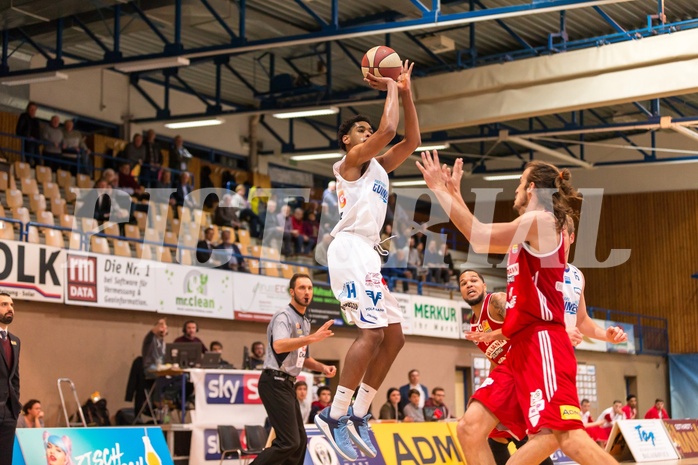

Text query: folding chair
(217, 425), (257, 465)
(244, 425), (268, 454)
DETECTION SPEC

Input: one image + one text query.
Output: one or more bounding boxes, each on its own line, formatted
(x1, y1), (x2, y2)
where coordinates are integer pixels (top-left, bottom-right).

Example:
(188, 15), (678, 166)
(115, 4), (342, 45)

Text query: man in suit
(398, 369), (428, 412)
(0, 292), (21, 465)
(196, 227), (216, 264)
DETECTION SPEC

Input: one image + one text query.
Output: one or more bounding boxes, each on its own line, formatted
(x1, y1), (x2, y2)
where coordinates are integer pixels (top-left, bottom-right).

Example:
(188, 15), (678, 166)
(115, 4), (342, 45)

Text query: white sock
(329, 386), (354, 420)
(352, 383), (377, 418)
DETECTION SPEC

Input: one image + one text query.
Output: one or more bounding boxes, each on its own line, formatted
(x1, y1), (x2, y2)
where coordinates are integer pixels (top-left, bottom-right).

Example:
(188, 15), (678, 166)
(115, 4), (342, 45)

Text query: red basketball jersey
(470, 293), (510, 365)
(502, 233), (566, 339)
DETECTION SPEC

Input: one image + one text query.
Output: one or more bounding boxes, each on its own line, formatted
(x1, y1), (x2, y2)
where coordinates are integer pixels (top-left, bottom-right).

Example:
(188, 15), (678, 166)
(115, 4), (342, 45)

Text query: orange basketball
(361, 46), (402, 81)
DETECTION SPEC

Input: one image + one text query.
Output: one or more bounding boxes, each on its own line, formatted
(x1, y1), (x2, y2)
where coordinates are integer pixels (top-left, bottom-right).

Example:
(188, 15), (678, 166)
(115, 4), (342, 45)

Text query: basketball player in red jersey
(460, 269), (553, 465)
(418, 151), (618, 465)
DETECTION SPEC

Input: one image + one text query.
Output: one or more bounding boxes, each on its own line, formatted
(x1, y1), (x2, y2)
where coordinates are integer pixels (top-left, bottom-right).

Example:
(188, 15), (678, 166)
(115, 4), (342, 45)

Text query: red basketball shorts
(471, 363), (527, 441)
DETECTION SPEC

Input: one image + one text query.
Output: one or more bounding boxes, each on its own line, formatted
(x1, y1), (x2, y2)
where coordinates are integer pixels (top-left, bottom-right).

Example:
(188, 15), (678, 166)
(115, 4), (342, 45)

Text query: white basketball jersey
(563, 264), (585, 329)
(330, 157), (389, 243)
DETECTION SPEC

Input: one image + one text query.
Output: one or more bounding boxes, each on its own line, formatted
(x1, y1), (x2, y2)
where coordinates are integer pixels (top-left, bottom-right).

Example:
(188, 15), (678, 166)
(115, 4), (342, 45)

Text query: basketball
(361, 46), (402, 81)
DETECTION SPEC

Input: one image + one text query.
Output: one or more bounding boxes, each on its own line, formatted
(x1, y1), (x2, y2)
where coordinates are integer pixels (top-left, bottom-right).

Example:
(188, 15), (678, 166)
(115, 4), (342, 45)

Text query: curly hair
(337, 115), (372, 152)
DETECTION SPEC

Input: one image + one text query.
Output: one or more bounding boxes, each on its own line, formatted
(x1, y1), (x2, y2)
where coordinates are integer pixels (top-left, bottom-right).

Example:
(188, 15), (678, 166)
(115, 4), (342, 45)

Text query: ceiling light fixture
(273, 107), (339, 119)
(482, 174), (522, 181)
(1, 71), (68, 86)
(289, 151), (344, 161)
(114, 56), (190, 73)
(392, 179), (428, 187)
(164, 118), (224, 129)
(415, 143), (450, 152)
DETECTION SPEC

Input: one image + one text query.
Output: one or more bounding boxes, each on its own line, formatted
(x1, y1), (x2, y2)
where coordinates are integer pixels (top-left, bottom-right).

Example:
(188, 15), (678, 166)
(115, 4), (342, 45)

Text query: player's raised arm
(417, 150), (558, 254)
(377, 61), (421, 173)
(340, 75), (398, 180)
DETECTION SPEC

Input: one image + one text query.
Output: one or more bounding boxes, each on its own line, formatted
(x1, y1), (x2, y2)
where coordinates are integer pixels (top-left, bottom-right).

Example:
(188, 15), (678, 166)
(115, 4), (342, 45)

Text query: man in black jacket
(15, 101), (41, 165)
(0, 292), (21, 465)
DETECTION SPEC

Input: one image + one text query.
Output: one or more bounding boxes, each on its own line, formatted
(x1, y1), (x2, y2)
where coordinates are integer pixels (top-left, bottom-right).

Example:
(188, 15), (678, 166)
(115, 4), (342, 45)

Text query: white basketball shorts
(327, 233), (402, 329)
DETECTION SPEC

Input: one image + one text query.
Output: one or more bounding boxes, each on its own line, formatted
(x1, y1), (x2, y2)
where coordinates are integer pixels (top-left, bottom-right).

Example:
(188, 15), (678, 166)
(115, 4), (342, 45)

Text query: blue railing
(588, 306), (668, 355)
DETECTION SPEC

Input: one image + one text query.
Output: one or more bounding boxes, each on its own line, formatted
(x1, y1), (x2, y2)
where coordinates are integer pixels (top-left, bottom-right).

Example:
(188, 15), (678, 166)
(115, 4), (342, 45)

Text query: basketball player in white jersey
(314, 60), (421, 461)
(562, 216), (627, 346)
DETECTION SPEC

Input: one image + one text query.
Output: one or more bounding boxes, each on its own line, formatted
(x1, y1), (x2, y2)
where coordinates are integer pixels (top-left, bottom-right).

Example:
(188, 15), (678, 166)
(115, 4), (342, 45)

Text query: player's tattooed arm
(490, 292), (507, 322)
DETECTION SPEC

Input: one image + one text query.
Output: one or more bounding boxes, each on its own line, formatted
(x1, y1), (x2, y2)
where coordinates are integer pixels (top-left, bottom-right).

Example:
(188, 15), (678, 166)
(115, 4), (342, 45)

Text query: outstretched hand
(311, 320), (335, 343)
(396, 60), (414, 93)
(416, 150), (464, 197)
(364, 72), (398, 91)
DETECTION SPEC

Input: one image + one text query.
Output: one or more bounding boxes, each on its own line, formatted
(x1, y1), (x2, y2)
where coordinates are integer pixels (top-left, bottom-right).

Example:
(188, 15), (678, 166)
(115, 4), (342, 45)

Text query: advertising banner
(157, 266), (234, 319)
(395, 292), (413, 336)
(307, 282), (347, 326)
(63, 253), (156, 311)
(371, 422), (464, 464)
(664, 419), (698, 458)
(232, 273), (289, 322)
(0, 242), (63, 302)
(13, 427), (173, 465)
(408, 295), (462, 339)
(606, 419), (679, 462)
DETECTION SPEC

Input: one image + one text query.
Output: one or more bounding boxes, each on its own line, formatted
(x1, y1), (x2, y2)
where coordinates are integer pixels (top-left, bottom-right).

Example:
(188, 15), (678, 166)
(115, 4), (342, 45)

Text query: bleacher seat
(124, 224), (141, 241)
(77, 174), (92, 189)
(26, 226), (39, 244)
(134, 211), (147, 231)
(36, 166), (52, 185)
(56, 170), (72, 190)
(90, 236), (110, 254)
(44, 229), (65, 248)
(5, 189), (22, 209)
(12, 207), (29, 226)
(0, 220), (14, 240)
(178, 249), (192, 266)
(0, 172), (8, 191)
(51, 198), (66, 216)
(158, 246), (173, 263)
(236, 229), (251, 247)
(37, 211), (55, 226)
(28, 193), (46, 213)
(101, 222), (120, 237)
(280, 264), (294, 279)
(20, 178), (39, 196)
(134, 243), (152, 260)
(42, 182), (60, 200)
(113, 239), (131, 257)
(13, 161), (30, 179)
(81, 218), (98, 233)
(68, 231), (82, 250)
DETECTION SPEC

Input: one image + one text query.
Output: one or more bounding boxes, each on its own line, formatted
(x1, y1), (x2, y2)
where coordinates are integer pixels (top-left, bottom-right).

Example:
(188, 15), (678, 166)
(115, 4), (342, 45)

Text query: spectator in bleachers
(232, 184), (261, 238)
(16, 399), (44, 428)
(124, 133), (146, 167)
(302, 211), (319, 255)
(402, 389), (426, 422)
(62, 119), (91, 174)
(321, 180), (339, 229)
(278, 205), (294, 255)
(213, 229), (247, 273)
(248, 186), (268, 216)
(117, 163), (140, 194)
(174, 320), (207, 354)
(407, 238), (424, 282)
(295, 381), (311, 424)
(41, 115), (64, 170)
(424, 387), (451, 419)
(196, 227), (215, 264)
(169, 135), (192, 172)
(260, 198), (284, 251)
(424, 239), (450, 284)
(309, 386), (332, 424)
(155, 169), (173, 190)
(383, 246), (414, 292)
(379, 388), (405, 421)
(142, 317), (168, 375)
(588, 400), (625, 446)
(213, 194), (242, 229)
(248, 341), (265, 369)
(141, 129), (162, 188)
(399, 369), (428, 411)
(173, 172), (196, 211)
(644, 398), (669, 419)
(102, 168), (118, 189)
(15, 101), (41, 165)
(76, 179), (112, 223)
(285, 208), (307, 256)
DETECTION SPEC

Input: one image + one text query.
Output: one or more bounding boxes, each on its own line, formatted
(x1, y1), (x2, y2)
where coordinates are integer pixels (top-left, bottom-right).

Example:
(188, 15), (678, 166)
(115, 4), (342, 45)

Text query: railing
(588, 306), (669, 355)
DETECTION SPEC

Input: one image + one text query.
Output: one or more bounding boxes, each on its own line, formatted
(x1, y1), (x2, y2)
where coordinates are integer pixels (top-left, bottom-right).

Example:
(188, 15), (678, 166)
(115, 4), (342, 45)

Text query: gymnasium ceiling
(2, 0), (698, 180)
